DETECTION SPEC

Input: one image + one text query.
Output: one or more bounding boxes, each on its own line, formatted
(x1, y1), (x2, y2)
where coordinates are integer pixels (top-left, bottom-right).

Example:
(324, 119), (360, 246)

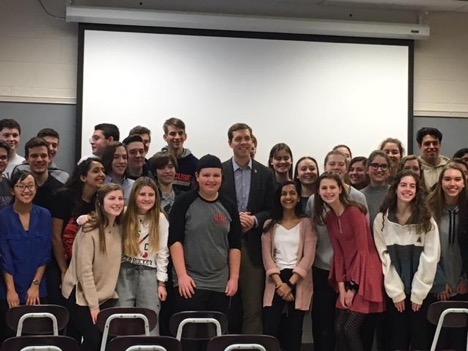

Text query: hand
(26, 285), (40, 305)
(339, 291), (346, 308)
(457, 280), (468, 295)
(7, 289), (20, 309)
(412, 302), (422, 312)
(283, 292), (294, 302)
(76, 214), (91, 226)
(276, 283), (292, 298)
(394, 299), (405, 313)
(239, 212), (255, 233)
(437, 284), (451, 301)
(343, 289), (356, 308)
(225, 278), (238, 297)
(158, 285), (167, 302)
(90, 308), (100, 324)
(178, 274), (196, 299)
(339, 289), (355, 309)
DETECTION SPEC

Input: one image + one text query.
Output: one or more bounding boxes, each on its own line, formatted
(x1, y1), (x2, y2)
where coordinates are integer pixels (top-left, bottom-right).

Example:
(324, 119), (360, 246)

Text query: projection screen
(79, 25), (412, 165)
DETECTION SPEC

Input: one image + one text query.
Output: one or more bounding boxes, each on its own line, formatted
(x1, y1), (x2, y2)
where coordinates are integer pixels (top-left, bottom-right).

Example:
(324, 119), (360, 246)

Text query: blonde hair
(122, 177), (163, 256)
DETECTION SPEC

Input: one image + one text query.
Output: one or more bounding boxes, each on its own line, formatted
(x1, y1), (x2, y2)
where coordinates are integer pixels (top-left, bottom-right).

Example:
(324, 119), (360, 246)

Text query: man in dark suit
(220, 123), (275, 334)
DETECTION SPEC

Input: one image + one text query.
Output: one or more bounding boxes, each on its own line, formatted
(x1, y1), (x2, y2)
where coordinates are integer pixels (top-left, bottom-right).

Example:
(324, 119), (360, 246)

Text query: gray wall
(1, 103), (465, 175)
(0, 102), (76, 174)
(412, 116), (468, 158)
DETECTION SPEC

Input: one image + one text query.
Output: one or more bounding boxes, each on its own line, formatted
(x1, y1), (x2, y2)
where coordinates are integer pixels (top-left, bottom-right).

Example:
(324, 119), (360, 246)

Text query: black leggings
(335, 309), (367, 351)
(263, 269), (305, 351)
(387, 295), (435, 351)
(65, 288), (116, 351)
(312, 267), (338, 351)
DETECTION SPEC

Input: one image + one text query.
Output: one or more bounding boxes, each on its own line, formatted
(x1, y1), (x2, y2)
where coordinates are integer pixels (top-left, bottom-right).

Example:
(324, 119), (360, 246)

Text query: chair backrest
(0, 335), (79, 351)
(96, 307), (158, 336)
(106, 336), (182, 351)
(207, 335), (280, 351)
(96, 307), (158, 351)
(427, 301), (468, 327)
(427, 301), (468, 351)
(6, 305), (69, 336)
(19, 347), (61, 351)
(169, 311), (228, 341)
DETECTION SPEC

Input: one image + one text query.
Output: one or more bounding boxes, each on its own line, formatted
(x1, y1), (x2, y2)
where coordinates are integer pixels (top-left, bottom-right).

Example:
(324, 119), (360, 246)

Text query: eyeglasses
(89, 135), (103, 143)
(0, 155), (8, 161)
(369, 163), (389, 171)
(15, 184), (36, 192)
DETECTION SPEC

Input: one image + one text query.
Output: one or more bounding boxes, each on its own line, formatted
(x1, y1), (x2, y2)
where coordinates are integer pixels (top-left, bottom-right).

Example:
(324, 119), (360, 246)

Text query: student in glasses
(89, 123), (120, 158)
(0, 170), (52, 343)
(79, 123), (120, 164)
(379, 138), (405, 181)
(361, 151), (391, 228)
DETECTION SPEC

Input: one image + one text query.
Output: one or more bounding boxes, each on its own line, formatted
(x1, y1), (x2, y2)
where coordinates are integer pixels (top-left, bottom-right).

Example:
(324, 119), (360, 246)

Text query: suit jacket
(221, 158), (275, 266)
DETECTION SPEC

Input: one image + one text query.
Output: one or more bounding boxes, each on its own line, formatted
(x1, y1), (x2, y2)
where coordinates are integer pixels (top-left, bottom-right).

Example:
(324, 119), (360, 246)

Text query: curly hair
(379, 170), (433, 234)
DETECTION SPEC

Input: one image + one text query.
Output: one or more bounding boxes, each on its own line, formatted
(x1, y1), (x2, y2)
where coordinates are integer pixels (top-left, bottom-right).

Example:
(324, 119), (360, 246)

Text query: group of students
(0, 117), (467, 351)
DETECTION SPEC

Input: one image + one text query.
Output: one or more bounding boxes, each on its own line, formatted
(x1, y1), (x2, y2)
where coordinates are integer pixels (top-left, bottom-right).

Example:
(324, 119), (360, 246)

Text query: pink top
(262, 217), (317, 311)
(326, 206), (385, 313)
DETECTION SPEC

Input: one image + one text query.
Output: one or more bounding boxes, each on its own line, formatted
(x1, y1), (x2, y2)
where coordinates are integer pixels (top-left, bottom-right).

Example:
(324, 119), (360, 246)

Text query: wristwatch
(32, 279), (40, 286)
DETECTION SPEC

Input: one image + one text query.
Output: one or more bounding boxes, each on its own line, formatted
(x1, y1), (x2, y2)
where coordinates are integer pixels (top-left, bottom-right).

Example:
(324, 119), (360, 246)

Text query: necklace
(138, 215), (151, 229)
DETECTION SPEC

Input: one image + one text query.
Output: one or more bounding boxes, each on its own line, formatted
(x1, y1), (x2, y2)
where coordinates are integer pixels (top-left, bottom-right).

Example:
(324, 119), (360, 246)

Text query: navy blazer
(220, 158), (275, 266)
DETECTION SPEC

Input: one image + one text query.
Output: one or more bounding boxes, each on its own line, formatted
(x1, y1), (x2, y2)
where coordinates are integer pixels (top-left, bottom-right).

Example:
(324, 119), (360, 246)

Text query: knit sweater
(62, 225), (122, 310)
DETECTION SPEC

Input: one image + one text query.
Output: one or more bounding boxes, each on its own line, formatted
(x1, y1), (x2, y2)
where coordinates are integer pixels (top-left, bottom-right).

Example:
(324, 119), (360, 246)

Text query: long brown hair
(122, 177), (162, 256)
(379, 170), (432, 234)
(427, 163), (467, 224)
(313, 172), (366, 226)
(82, 183), (124, 253)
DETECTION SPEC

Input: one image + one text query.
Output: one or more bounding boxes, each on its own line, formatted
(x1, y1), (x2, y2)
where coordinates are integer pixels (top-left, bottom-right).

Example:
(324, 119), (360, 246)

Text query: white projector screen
(80, 26), (411, 167)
